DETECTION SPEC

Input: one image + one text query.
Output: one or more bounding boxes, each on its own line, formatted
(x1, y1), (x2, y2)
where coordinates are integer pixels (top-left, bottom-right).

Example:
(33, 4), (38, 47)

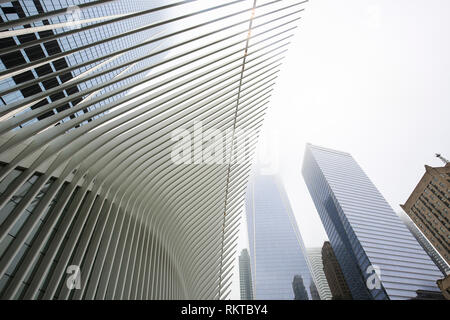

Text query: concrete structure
(307, 247), (332, 300)
(400, 161), (450, 267)
(437, 274), (450, 300)
(239, 249), (253, 300)
(321, 241), (352, 300)
(246, 174), (314, 299)
(0, 0), (308, 299)
(410, 289), (445, 300)
(302, 144), (443, 299)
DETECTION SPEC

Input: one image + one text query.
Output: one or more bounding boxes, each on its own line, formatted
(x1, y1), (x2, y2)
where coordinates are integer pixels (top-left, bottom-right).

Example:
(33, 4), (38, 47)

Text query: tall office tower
(0, 1), (165, 126)
(321, 241), (352, 300)
(292, 275), (308, 300)
(397, 211), (450, 275)
(302, 144), (443, 300)
(307, 247), (332, 300)
(246, 174), (313, 299)
(400, 160), (450, 267)
(0, 0), (308, 299)
(239, 249), (253, 300)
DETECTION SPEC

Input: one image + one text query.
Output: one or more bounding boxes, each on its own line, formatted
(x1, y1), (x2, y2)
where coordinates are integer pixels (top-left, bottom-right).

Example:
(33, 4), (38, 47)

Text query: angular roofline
(305, 143), (352, 157)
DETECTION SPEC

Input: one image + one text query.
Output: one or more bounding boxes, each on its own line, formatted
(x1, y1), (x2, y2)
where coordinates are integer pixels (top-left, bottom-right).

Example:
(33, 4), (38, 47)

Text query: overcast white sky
(230, 0), (450, 299)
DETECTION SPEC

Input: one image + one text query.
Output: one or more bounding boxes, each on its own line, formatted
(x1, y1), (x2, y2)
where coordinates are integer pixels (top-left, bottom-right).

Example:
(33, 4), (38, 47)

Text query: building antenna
(435, 153), (449, 165)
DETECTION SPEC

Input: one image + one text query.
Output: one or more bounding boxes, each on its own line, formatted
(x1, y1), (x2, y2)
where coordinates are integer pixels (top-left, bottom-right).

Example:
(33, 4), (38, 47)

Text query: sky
(230, 0), (450, 299)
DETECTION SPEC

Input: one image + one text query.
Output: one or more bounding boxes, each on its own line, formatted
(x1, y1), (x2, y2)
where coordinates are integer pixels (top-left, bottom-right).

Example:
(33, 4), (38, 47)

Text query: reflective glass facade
(246, 174), (314, 299)
(239, 249), (254, 300)
(0, 0), (165, 128)
(302, 144), (443, 300)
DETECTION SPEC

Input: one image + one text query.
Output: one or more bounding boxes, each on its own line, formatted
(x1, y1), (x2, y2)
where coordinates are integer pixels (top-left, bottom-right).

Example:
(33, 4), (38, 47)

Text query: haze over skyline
(231, 0), (450, 299)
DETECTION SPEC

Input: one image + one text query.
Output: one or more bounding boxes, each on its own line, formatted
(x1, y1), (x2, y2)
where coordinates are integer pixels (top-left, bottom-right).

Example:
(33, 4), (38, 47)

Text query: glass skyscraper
(302, 143), (443, 300)
(0, 0), (165, 127)
(238, 248), (254, 300)
(246, 174), (314, 299)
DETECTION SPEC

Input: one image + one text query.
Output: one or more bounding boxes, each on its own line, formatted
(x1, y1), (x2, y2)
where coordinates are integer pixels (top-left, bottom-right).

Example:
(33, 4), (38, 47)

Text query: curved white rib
(0, 0), (307, 299)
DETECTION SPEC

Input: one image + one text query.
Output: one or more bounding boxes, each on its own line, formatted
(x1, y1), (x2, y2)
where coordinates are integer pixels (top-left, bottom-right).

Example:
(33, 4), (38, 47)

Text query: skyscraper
(302, 143), (443, 300)
(239, 249), (254, 300)
(0, 0), (164, 126)
(307, 247), (332, 300)
(397, 211), (450, 275)
(321, 241), (352, 300)
(0, 0), (308, 299)
(292, 275), (308, 300)
(400, 160), (450, 267)
(246, 174), (313, 300)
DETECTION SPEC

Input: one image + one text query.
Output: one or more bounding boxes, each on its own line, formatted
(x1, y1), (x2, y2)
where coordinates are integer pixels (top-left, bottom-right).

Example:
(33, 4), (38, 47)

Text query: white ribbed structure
(306, 247), (332, 300)
(0, 0), (308, 299)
